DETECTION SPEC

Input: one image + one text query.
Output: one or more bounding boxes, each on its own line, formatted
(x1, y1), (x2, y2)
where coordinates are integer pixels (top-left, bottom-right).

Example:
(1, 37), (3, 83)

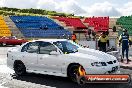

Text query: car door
(21, 42), (39, 71)
(37, 41), (64, 73)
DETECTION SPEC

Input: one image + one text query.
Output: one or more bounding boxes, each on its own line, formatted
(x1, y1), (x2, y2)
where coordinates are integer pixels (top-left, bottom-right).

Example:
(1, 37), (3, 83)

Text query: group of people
(71, 29), (131, 64)
(98, 29), (131, 64)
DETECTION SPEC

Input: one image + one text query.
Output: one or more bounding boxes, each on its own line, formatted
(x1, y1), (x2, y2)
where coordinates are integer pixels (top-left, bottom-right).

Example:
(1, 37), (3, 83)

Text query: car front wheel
(14, 61), (26, 76)
(67, 65), (86, 83)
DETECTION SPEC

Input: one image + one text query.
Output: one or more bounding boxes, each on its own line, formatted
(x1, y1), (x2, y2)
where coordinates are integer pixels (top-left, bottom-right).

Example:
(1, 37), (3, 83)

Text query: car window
(21, 43), (29, 52)
(21, 42), (39, 53)
(39, 42), (57, 54)
(53, 41), (78, 54)
(53, 42), (63, 51)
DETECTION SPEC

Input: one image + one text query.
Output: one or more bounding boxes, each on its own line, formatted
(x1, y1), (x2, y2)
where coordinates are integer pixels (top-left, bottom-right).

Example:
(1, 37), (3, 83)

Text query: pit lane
(0, 46), (132, 88)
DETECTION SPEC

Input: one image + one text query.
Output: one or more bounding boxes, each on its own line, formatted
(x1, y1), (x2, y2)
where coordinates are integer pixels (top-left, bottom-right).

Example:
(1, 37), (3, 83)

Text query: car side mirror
(50, 51), (60, 55)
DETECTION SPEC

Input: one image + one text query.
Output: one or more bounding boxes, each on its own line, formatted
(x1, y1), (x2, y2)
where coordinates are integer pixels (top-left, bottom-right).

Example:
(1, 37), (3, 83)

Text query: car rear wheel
(67, 65), (86, 83)
(2, 43), (6, 46)
(14, 61), (26, 76)
(0, 43), (2, 46)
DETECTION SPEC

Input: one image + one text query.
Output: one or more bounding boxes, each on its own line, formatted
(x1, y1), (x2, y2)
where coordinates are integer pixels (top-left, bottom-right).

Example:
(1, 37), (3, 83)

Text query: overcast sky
(0, 0), (131, 17)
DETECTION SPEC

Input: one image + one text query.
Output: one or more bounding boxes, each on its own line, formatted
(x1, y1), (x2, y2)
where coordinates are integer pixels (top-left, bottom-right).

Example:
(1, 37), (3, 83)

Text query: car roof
(32, 39), (68, 42)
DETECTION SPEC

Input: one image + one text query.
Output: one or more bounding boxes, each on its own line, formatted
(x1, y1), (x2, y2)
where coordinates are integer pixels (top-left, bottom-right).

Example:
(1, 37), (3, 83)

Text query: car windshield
(53, 41), (79, 54)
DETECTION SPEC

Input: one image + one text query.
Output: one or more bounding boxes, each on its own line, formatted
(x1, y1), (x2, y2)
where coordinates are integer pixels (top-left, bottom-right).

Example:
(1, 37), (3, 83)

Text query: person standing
(98, 31), (109, 52)
(119, 29), (131, 64)
(72, 33), (77, 42)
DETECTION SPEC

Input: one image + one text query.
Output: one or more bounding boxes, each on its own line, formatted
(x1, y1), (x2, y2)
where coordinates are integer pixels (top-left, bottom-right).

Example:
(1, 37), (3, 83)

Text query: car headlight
(91, 62), (107, 67)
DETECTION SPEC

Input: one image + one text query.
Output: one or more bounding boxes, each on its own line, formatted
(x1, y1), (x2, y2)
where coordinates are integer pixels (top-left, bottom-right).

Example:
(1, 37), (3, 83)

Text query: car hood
(68, 48), (116, 62)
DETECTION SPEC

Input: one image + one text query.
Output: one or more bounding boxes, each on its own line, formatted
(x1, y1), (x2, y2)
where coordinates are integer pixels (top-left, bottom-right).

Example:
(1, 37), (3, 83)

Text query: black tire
(77, 76), (87, 85)
(14, 61), (26, 76)
(2, 43), (6, 46)
(0, 43), (2, 46)
(67, 65), (81, 82)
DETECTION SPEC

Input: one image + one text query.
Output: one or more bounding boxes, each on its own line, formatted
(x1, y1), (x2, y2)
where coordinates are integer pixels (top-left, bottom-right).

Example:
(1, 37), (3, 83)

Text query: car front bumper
(84, 64), (120, 74)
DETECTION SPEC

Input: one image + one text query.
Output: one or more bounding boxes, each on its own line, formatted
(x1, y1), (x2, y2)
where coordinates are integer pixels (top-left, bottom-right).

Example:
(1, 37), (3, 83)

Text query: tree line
(0, 7), (75, 17)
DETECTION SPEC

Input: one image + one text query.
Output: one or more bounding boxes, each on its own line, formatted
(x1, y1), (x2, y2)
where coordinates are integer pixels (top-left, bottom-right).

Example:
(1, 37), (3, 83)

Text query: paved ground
(120, 58), (132, 68)
(0, 46), (132, 88)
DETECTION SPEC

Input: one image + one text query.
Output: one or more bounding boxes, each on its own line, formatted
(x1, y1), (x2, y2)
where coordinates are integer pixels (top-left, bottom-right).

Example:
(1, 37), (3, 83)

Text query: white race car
(7, 39), (120, 81)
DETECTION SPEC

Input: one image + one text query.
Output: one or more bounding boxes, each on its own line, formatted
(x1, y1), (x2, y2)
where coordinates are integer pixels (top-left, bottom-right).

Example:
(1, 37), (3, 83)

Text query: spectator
(98, 31), (109, 52)
(105, 30), (109, 36)
(119, 29), (131, 64)
(72, 33), (77, 42)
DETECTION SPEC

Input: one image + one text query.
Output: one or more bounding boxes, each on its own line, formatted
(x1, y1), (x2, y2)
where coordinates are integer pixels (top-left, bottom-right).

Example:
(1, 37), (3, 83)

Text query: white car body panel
(7, 39), (120, 77)
(20, 52), (38, 70)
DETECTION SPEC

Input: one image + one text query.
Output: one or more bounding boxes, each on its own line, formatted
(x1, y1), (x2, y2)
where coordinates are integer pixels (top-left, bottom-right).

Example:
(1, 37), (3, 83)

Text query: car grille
(107, 61), (113, 64)
(107, 60), (117, 64)
(101, 62), (107, 66)
(113, 60), (116, 63)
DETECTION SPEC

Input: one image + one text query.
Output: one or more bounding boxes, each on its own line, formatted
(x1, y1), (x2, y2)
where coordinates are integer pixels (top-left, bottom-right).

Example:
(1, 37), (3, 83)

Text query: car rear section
(7, 47), (19, 69)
